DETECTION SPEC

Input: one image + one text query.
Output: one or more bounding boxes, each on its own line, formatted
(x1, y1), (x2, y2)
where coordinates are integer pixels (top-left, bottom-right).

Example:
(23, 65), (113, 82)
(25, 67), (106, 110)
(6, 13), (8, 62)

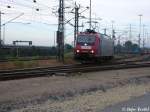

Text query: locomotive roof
(78, 29), (112, 39)
(78, 32), (110, 37)
(78, 32), (112, 40)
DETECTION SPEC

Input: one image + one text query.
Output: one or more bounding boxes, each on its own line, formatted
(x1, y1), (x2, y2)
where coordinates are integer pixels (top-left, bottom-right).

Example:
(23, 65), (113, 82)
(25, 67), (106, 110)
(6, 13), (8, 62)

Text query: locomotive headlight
(76, 50), (80, 53)
(91, 50), (94, 54)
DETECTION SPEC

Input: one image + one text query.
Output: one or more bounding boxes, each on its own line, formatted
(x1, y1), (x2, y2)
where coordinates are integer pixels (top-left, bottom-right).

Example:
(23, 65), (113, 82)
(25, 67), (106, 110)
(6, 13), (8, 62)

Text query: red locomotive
(74, 29), (114, 62)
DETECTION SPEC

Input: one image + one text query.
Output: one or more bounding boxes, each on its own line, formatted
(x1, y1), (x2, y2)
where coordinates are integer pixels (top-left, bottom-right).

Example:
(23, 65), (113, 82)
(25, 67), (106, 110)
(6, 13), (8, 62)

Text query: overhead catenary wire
(1, 0), (150, 47)
(0, 0), (55, 23)
(0, 0), (52, 11)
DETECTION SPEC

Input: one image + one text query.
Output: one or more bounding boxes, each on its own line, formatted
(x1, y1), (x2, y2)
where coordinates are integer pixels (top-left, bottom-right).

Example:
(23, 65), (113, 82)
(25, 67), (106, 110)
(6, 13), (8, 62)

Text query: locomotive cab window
(77, 35), (96, 45)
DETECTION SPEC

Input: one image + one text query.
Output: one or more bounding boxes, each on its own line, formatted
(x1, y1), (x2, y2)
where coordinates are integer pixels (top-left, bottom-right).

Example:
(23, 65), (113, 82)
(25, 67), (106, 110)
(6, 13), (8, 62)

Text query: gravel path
(0, 67), (150, 112)
(102, 93), (150, 112)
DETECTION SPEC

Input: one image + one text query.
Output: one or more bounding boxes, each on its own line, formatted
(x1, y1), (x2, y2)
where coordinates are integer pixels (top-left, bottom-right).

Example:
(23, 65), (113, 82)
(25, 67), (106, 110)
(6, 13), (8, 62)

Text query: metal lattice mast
(89, 0), (92, 29)
(57, 0), (64, 62)
(74, 2), (79, 47)
(129, 24), (132, 41)
(138, 14), (142, 48)
(0, 11), (2, 46)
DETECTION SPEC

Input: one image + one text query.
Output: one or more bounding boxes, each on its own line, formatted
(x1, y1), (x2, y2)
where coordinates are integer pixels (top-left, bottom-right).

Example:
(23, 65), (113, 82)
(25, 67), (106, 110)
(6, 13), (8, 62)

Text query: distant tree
(124, 41), (132, 48)
(64, 44), (73, 52)
(132, 44), (140, 53)
(124, 41), (133, 53)
(115, 44), (122, 54)
(132, 44), (139, 49)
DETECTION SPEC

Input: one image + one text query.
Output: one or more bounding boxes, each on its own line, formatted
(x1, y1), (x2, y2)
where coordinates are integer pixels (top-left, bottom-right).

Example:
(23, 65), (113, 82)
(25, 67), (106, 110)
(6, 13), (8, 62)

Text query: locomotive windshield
(77, 35), (96, 45)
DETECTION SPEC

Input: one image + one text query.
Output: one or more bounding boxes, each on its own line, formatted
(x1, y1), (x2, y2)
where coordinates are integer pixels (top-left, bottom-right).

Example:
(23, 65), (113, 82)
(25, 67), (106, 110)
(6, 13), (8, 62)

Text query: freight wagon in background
(74, 29), (114, 62)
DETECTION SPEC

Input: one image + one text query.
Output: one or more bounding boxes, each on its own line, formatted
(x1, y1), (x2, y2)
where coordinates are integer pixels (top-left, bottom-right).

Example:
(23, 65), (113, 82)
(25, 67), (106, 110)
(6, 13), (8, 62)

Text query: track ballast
(0, 60), (150, 81)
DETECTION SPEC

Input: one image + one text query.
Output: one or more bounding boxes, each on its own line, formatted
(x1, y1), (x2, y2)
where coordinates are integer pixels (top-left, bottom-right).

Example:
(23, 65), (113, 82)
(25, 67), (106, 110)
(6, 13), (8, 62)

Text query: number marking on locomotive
(81, 46), (92, 49)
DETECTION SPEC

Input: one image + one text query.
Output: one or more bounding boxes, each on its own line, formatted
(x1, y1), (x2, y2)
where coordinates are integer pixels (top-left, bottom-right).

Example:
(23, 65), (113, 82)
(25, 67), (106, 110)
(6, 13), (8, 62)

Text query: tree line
(115, 41), (141, 54)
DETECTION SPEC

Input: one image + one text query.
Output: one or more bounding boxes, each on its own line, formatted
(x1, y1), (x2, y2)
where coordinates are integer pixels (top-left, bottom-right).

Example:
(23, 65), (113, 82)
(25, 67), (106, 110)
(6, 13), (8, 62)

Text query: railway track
(0, 59), (147, 74)
(0, 60), (150, 81)
(0, 57), (54, 62)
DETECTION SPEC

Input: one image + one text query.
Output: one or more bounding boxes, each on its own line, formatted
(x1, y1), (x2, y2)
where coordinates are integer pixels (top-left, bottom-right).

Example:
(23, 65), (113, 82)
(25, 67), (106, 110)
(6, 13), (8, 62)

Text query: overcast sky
(0, 0), (150, 46)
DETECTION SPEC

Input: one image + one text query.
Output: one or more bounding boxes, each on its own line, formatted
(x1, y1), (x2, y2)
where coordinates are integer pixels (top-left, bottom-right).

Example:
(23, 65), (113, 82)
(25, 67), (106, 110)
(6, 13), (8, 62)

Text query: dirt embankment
(0, 67), (150, 112)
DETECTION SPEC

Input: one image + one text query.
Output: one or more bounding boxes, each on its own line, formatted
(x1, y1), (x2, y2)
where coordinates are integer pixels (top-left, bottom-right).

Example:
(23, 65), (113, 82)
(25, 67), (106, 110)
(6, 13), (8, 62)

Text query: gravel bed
(0, 76), (150, 112)
(0, 68), (150, 112)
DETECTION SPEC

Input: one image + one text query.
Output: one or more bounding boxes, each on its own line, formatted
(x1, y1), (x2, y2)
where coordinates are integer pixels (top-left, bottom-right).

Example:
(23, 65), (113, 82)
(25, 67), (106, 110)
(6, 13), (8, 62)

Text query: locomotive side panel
(100, 36), (114, 56)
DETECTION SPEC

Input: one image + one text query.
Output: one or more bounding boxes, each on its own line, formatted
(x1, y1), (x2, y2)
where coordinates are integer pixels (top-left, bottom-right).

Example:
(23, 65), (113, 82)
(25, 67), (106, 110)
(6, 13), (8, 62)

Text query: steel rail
(0, 59), (148, 74)
(0, 61), (150, 81)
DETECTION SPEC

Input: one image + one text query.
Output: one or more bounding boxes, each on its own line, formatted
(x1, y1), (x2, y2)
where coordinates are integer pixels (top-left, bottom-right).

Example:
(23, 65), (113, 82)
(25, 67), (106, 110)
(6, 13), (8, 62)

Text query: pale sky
(0, 0), (150, 46)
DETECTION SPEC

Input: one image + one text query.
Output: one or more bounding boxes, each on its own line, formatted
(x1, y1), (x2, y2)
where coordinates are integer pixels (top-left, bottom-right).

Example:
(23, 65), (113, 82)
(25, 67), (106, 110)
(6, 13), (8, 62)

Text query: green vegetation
(13, 60), (38, 69)
(0, 43), (74, 61)
(115, 41), (141, 54)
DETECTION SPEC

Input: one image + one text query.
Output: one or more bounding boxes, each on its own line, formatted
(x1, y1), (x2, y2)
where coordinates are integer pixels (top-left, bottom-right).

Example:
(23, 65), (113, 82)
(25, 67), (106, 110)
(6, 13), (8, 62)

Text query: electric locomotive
(74, 29), (114, 62)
